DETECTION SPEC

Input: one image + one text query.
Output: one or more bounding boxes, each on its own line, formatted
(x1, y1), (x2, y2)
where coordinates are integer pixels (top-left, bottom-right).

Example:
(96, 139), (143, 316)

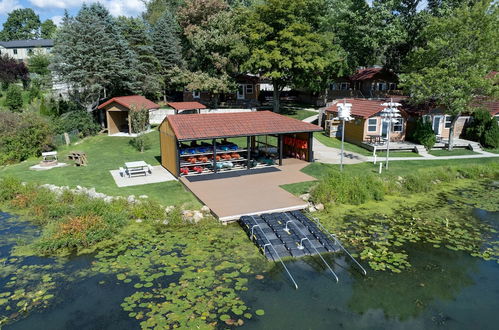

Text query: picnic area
(0, 131), (199, 208)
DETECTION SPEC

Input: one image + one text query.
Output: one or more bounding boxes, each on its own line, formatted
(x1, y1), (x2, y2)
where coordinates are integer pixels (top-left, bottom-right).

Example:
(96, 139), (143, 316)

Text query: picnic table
(42, 151), (58, 161)
(367, 135), (383, 144)
(124, 161), (151, 178)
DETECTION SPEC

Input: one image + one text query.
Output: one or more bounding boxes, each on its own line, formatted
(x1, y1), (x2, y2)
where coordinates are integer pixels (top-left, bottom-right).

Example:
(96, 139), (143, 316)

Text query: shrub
(130, 134), (151, 152)
(130, 106), (149, 133)
(0, 112), (54, 165)
(465, 109), (499, 148)
(55, 110), (100, 137)
(410, 118), (436, 150)
(5, 84), (23, 111)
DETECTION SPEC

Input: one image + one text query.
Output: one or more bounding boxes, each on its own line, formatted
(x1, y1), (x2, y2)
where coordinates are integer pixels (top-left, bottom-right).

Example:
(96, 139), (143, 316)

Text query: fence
(52, 129), (80, 147)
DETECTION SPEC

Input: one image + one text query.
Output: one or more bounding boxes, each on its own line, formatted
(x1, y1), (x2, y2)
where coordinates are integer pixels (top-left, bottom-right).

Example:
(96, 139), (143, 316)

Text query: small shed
(98, 96), (160, 135)
(167, 101), (207, 114)
(159, 111), (323, 177)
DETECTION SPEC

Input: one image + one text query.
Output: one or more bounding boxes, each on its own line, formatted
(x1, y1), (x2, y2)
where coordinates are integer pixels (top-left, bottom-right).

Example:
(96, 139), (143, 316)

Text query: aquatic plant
(91, 222), (267, 329)
(315, 183), (499, 272)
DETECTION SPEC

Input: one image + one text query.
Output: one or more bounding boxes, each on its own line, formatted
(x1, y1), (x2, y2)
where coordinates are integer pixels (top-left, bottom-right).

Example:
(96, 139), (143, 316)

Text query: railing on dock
(283, 213), (339, 282)
(248, 216), (299, 289)
(309, 215), (367, 276)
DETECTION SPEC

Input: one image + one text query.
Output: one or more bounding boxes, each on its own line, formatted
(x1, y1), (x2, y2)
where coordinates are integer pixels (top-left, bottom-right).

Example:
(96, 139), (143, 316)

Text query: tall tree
(117, 17), (162, 99)
(40, 19), (57, 39)
(51, 5), (141, 112)
(151, 10), (184, 99)
(143, 0), (185, 24)
(242, 0), (345, 112)
(1, 8), (41, 40)
(400, 0), (499, 150)
(176, 0), (248, 105)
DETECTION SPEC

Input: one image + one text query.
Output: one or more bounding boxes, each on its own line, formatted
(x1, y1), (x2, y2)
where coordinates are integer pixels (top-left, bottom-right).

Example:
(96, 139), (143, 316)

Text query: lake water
(1, 206), (498, 330)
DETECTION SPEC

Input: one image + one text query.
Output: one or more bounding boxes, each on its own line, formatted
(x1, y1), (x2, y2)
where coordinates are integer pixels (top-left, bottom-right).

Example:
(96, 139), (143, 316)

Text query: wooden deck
(180, 158), (314, 222)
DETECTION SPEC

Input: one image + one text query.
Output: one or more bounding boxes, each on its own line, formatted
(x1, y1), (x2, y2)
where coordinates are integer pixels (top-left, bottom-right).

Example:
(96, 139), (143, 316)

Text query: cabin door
(381, 120), (389, 137)
(237, 84), (245, 100)
(433, 116), (442, 135)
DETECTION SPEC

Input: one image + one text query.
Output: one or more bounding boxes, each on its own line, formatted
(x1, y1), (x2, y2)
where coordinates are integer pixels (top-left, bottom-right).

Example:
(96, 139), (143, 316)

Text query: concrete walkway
(302, 114), (319, 123)
(313, 138), (367, 164)
(366, 152), (499, 162)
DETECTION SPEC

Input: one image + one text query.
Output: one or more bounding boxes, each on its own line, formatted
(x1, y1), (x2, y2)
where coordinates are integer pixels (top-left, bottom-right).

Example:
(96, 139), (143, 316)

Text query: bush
(5, 84), (23, 111)
(0, 112), (54, 165)
(130, 134), (151, 152)
(55, 110), (100, 137)
(410, 118), (436, 150)
(464, 108), (499, 148)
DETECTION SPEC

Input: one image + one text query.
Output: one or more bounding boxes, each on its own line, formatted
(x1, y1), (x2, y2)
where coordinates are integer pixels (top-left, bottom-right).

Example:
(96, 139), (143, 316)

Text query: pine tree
(116, 17), (162, 99)
(151, 11), (183, 74)
(50, 5), (141, 112)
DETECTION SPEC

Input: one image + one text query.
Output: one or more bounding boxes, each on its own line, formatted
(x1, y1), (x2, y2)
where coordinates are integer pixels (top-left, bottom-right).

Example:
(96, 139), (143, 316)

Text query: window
(389, 83), (397, 90)
(340, 82), (350, 90)
(375, 82), (387, 91)
(367, 118), (377, 132)
(330, 83), (338, 90)
(192, 90), (200, 99)
(393, 118), (404, 132)
(495, 115), (499, 122)
(13, 49), (17, 55)
(28, 48), (33, 55)
(245, 84), (253, 94)
(444, 116), (452, 129)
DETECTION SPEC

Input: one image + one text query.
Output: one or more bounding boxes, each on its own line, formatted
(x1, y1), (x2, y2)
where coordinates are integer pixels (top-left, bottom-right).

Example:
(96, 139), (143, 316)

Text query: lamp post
(380, 99), (401, 170)
(337, 99), (353, 171)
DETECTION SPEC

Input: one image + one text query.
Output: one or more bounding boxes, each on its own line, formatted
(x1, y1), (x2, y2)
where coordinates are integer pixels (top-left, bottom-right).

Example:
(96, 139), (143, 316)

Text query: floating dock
(240, 211), (340, 260)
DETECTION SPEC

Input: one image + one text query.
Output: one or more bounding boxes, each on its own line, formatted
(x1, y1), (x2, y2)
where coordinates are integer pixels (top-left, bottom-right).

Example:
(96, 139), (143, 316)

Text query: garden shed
(98, 95), (160, 135)
(167, 101), (207, 114)
(159, 111), (322, 177)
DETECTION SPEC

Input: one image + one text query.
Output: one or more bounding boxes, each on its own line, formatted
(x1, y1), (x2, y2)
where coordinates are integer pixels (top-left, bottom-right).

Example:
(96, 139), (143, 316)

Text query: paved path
(313, 138), (367, 164)
(302, 114), (319, 123)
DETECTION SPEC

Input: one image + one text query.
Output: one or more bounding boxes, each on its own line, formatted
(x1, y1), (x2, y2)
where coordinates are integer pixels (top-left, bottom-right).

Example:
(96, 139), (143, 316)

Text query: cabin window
(367, 118), (377, 132)
(13, 49), (17, 55)
(330, 83), (338, 90)
(393, 118), (404, 132)
(192, 90), (200, 99)
(389, 83), (397, 90)
(375, 82), (387, 91)
(444, 116), (453, 129)
(246, 84), (253, 94)
(340, 82), (349, 90)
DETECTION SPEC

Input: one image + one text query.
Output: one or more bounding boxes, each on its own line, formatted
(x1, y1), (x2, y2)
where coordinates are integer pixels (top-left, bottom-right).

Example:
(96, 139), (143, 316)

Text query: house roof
(98, 95), (159, 110)
(350, 67), (383, 81)
(165, 111), (323, 141)
(326, 99), (389, 119)
(168, 102), (207, 111)
(474, 98), (499, 116)
(0, 39), (53, 48)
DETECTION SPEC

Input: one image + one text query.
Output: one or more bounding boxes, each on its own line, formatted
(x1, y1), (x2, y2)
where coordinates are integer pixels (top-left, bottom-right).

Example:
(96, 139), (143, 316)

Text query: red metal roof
(98, 95), (159, 110)
(350, 67), (384, 81)
(166, 111), (322, 141)
(168, 102), (207, 111)
(326, 99), (387, 119)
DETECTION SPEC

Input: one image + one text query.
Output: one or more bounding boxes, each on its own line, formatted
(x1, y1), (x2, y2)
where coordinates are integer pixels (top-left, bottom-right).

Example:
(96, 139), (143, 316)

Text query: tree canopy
(0, 8), (41, 40)
(242, 0), (346, 112)
(400, 0), (499, 149)
(41, 19), (57, 39)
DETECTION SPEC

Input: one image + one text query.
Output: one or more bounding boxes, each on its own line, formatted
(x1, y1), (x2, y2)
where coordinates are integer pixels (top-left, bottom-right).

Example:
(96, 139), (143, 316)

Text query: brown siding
(159, 120), (179, 177)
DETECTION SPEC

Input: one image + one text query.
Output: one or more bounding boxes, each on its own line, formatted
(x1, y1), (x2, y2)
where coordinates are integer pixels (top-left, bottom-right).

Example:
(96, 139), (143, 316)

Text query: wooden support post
(176, 140), (181, 177)
(246, 136), (251, 169)
(278, 134), (283, 166)
(308, 132), (314, 162)
(213, 139), (217, 173)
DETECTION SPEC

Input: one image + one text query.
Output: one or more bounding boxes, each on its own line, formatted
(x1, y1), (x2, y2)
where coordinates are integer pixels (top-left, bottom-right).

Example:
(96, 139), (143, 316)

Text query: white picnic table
(42, 151), (58, 161)
(124, 161), (150, 178)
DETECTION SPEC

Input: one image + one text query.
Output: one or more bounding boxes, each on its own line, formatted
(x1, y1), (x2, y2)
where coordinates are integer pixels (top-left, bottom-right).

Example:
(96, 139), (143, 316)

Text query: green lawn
(0, 131), (200, 208)
(376, 151), (421, 158)
(429, 149), (478, 156)
(281, 157), (499, 196)
(484, 148), (499, 154)
(280, 107), (318, 121)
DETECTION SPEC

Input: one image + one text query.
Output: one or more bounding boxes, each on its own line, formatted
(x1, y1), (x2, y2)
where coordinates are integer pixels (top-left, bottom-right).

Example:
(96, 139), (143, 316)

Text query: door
(433, 116), (442, 135)
(381, 120), (389, 138)
(237, 84), (245, 100)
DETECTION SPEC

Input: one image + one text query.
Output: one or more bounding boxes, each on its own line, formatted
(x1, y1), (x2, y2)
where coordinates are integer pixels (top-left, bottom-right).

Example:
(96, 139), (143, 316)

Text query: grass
(429, 149), (478, 156)
(281, 157), (499, 196)
(376, 151), (421, 158)
(484, 148), (499, 154)
(280, 107), (318, 121)
(0, 130), (200, 208)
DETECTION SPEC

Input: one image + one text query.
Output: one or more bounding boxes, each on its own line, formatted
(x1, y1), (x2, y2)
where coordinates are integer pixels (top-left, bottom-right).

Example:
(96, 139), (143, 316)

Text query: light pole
(337, 99), (353, 171)
(380, 99), (401, 170)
